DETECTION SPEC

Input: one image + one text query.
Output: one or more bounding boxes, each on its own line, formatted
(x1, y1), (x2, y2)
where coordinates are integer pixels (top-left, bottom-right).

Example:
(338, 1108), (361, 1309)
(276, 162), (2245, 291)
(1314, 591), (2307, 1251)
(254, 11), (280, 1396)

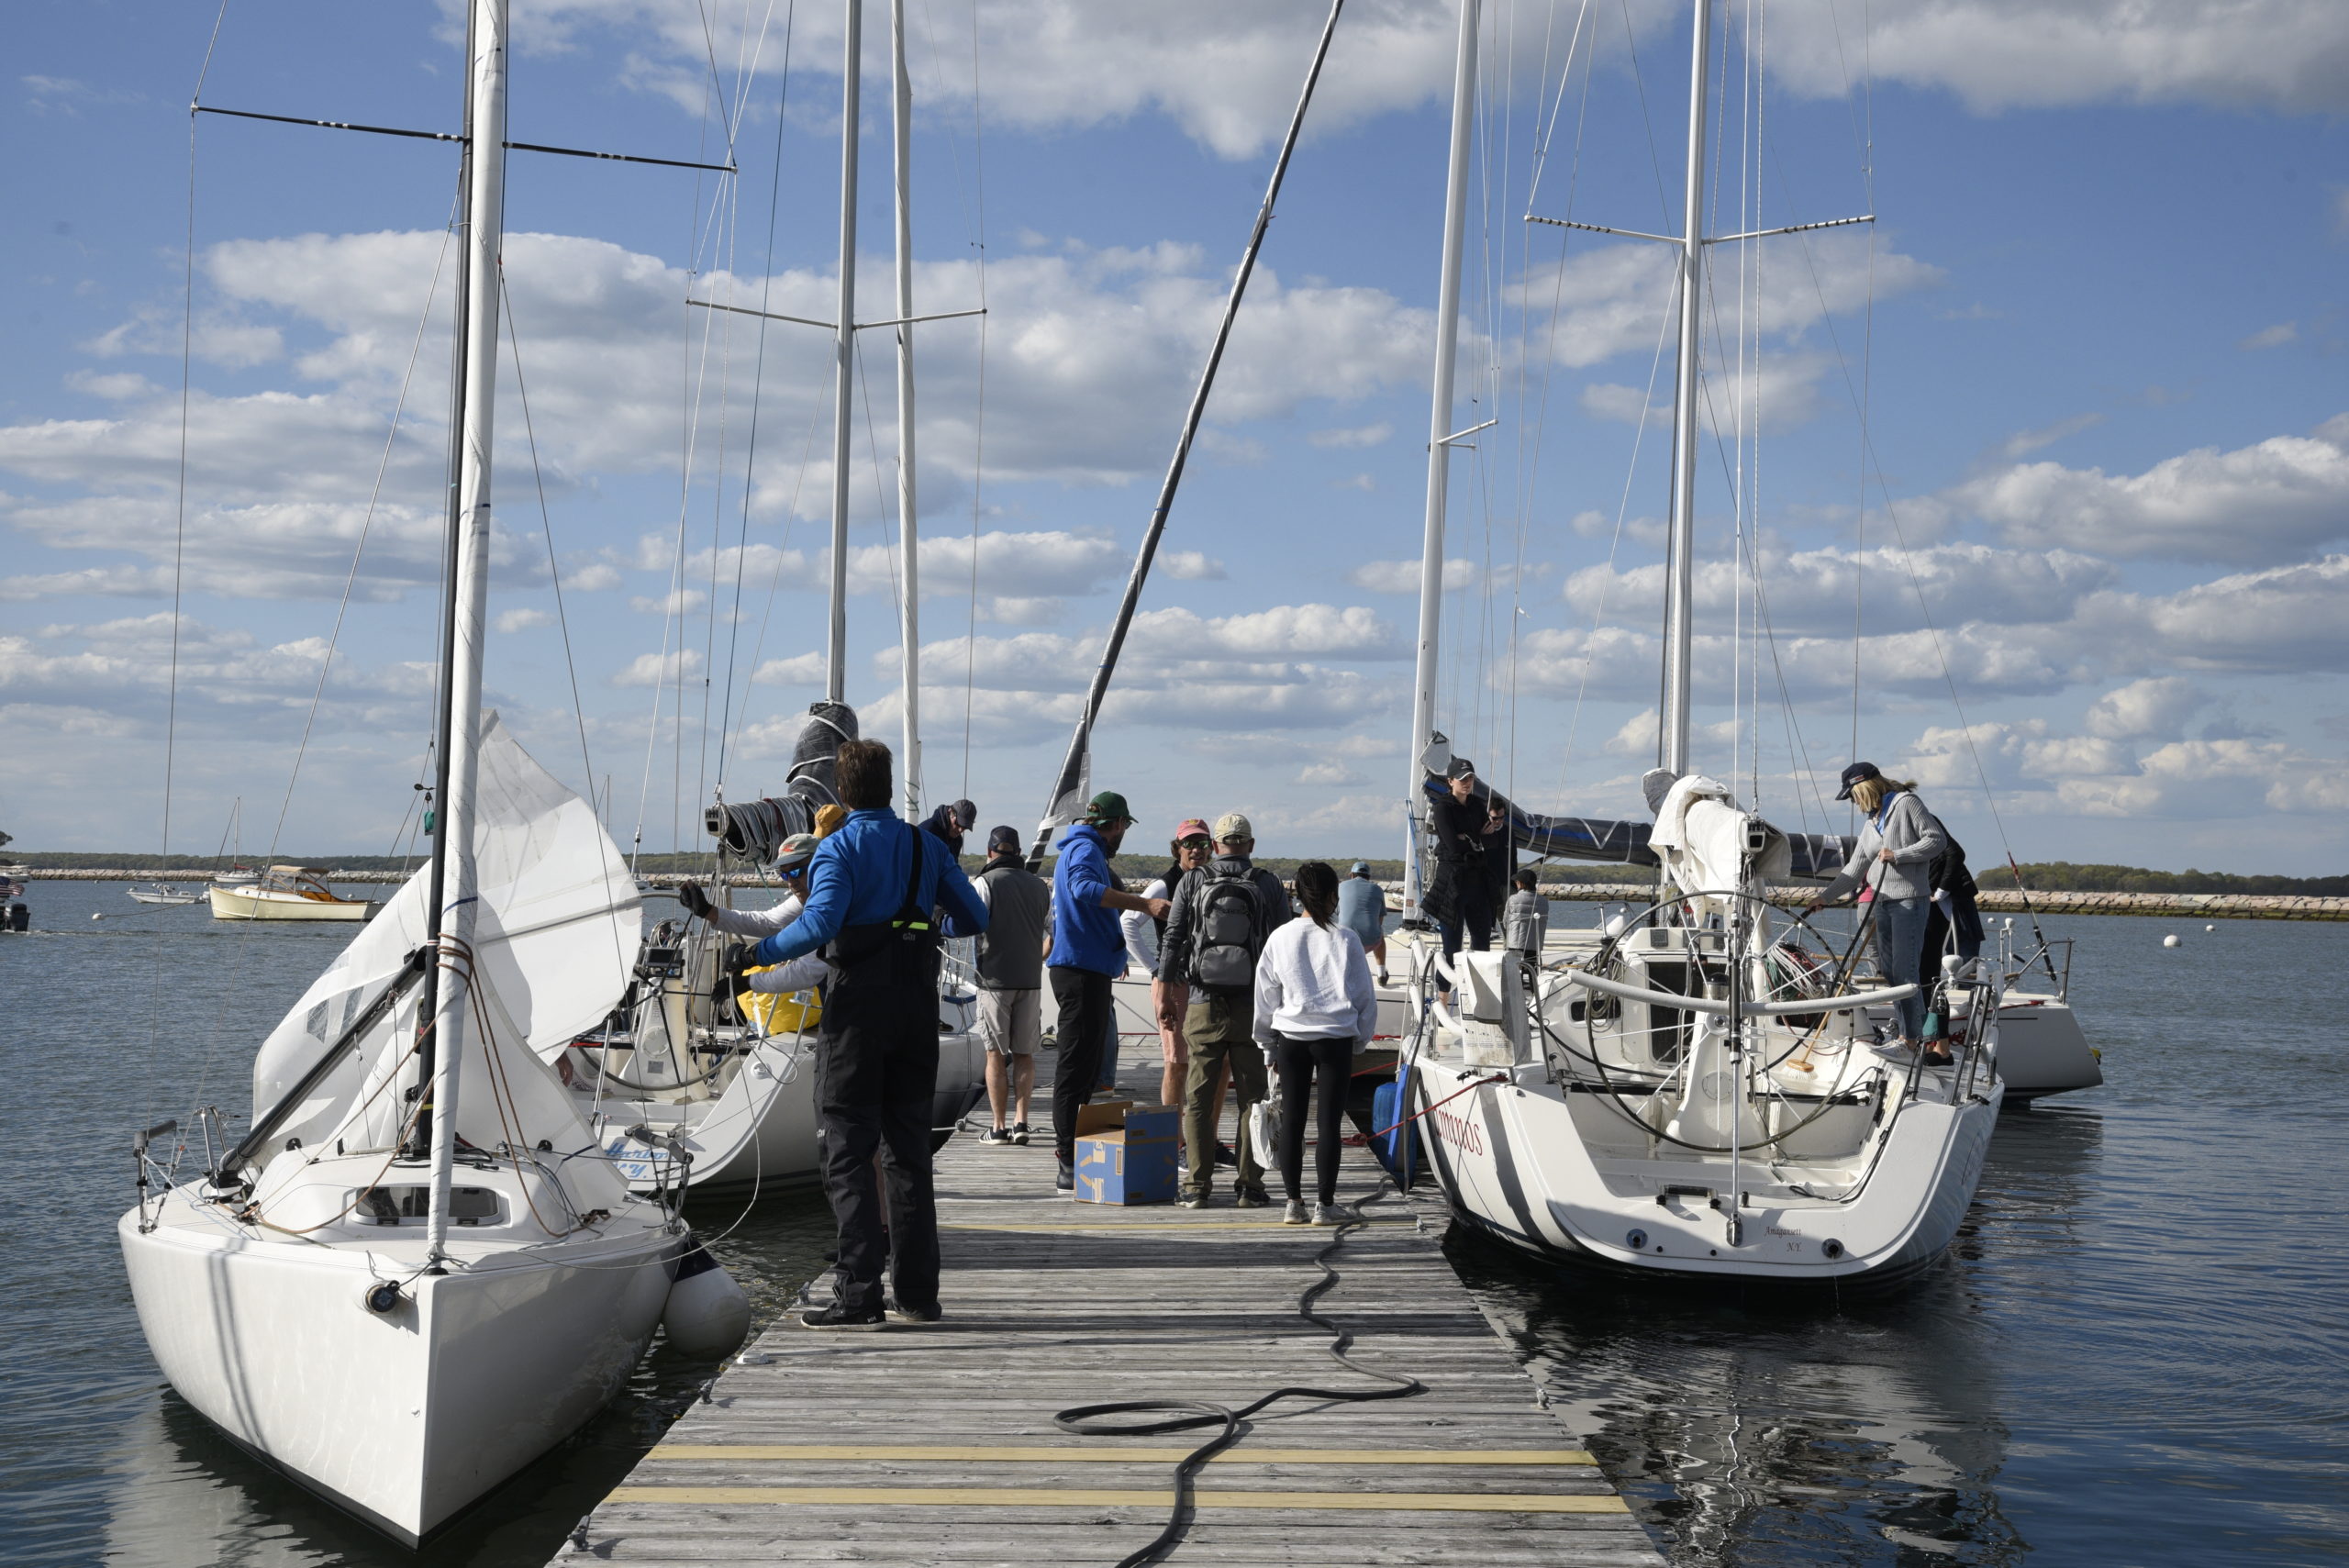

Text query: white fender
(662, 1241), (751, 1359)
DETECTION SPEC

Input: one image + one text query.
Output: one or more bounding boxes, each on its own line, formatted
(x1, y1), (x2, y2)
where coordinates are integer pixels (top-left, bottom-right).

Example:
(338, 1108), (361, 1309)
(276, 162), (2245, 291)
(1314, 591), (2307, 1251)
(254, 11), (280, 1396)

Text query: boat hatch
(355, 1184), (504, 1227)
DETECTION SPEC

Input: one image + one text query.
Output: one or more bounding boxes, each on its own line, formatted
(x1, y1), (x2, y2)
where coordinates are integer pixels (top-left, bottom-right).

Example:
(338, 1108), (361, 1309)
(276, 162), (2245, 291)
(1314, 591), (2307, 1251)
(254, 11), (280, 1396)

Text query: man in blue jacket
(1046, 791), (1169, 1192)
(749, 739), (987, 1328)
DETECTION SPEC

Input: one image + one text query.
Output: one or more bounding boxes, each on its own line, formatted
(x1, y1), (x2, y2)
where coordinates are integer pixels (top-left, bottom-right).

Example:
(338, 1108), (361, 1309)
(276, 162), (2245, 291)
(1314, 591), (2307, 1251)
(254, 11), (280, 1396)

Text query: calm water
(4, 884), (2344, 1565)
(0, 881), (834, 1568)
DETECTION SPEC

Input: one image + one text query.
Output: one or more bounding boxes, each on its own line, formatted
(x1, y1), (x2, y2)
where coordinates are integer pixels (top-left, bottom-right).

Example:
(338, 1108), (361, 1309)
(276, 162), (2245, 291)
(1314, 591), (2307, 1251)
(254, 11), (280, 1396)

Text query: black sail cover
(705, 701), (860, 862)
(1423, 777), (1852, 883)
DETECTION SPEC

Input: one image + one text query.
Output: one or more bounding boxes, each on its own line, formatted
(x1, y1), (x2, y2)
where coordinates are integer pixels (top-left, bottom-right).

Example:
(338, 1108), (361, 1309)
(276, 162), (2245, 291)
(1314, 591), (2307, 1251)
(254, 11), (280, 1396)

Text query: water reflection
(1447, 1105), (2106, 1566)
(91, 1195), (833, 1568)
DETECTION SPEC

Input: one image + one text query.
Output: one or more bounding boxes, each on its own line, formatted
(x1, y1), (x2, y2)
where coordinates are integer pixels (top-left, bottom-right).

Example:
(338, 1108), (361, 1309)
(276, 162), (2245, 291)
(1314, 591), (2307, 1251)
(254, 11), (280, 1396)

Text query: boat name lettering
(1432, 1106), (1484, 1156)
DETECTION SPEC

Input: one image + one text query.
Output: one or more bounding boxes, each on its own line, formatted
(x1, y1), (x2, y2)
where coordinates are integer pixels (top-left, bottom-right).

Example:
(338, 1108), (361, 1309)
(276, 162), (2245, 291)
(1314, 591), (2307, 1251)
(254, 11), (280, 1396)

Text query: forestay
(247, 714), (643, 1156)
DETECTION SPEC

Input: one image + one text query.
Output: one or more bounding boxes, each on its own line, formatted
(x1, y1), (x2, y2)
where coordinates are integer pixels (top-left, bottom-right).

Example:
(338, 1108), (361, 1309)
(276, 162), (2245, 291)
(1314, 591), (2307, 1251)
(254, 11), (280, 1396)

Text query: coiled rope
(1052, 1184), (1427, 1568)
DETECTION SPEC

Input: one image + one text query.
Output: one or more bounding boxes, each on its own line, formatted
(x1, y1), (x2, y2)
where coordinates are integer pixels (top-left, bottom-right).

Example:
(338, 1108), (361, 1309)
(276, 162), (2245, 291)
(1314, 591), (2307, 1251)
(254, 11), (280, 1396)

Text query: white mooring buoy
(91, 912), (104, 921)
(2206, 923), (2216, 931)
(2163, 933), (2183, 949)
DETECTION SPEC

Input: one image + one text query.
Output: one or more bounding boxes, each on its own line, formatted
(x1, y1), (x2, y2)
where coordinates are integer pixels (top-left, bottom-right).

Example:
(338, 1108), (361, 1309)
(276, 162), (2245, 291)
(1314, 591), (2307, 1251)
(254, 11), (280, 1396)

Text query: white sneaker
(1313, 1203), (1353, 1227)
(1282, 1199), (1308, 1225)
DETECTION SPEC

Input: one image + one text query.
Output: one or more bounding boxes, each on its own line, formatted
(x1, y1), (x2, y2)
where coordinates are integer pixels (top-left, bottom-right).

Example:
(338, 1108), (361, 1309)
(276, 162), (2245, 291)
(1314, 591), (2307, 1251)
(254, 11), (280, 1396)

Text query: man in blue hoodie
(747, 740), (988, 1329)
(1046, 791), (1169, 1192)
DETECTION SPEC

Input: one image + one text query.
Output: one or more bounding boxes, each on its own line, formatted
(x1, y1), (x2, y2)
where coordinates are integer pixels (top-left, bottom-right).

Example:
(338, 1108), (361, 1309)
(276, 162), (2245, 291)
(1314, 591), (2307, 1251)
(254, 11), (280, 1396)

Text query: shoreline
(23, 867), (2346, 920)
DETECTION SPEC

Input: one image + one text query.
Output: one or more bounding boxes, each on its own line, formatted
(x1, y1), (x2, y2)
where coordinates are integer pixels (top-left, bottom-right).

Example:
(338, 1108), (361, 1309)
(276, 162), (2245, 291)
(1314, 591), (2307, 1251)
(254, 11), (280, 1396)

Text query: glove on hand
(677, 882), (713, 919)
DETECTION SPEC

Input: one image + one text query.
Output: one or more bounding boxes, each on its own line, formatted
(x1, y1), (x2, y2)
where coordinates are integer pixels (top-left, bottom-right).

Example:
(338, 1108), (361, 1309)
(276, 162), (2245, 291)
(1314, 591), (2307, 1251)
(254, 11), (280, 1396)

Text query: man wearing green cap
(1045, 791), (1170, 1191)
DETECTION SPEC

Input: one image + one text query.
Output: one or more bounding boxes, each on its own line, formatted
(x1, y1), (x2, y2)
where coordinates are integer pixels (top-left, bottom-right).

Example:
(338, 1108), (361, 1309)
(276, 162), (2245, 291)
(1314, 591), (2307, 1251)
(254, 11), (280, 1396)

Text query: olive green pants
(1181, 991), (1268, 1198)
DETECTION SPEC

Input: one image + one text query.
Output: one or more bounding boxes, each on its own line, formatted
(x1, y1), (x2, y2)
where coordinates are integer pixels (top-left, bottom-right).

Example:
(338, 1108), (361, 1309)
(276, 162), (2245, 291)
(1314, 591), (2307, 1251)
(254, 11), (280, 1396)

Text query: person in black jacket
(1427, 758), (1505, 992)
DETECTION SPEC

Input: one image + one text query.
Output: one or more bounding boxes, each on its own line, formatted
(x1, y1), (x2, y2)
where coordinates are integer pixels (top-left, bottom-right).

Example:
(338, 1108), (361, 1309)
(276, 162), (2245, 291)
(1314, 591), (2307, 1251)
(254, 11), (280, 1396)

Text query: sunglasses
(1176, 836), (1210, 850)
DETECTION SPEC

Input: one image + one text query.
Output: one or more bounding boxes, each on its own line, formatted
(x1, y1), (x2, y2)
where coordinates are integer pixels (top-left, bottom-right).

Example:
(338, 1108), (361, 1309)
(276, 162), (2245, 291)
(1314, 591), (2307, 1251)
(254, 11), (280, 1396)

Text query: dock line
(1051, 1180), (1428, 1567)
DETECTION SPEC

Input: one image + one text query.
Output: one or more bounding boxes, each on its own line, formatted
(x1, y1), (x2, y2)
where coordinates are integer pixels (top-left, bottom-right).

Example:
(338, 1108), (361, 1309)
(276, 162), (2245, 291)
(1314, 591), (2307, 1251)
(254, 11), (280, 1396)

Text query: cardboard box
(1074, 1129), (1178, 1206)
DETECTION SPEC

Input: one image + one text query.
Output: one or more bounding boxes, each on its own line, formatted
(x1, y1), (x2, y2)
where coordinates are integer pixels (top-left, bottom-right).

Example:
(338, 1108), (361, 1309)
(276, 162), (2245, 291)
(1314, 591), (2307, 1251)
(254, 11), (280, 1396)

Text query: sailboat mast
(890, 0), (920, 816)
(1401, 0), (1480, 926)
(1659, 0), (1715, 779)
(420, 0), (509, 1266)
(826, 0), (863, 705)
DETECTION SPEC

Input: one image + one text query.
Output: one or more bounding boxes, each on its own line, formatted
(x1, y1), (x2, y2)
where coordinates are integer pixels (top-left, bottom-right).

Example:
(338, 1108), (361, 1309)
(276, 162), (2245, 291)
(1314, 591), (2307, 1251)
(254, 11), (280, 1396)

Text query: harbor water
(2, 882), (2343, 1565)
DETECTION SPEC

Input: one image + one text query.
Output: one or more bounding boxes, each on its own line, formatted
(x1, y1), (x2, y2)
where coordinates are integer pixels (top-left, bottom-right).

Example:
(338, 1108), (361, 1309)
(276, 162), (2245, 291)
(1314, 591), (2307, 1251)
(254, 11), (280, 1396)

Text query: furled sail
(704, 700), (858, 862)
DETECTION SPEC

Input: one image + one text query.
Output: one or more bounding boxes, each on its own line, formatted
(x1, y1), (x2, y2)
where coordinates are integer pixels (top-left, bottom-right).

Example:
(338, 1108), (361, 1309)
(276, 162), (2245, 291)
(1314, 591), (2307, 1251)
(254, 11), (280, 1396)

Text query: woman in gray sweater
(1809, 762), (1948, 1054)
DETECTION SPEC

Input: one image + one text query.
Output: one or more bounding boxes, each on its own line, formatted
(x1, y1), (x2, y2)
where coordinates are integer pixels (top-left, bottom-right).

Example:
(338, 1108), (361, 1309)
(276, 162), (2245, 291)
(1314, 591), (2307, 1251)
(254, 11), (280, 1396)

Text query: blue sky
(4, 1), (2344, 873)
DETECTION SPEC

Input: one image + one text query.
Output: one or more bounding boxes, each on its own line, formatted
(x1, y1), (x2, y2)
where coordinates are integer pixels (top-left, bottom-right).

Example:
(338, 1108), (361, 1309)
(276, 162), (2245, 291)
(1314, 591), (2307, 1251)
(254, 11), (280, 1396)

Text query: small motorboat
(128, 883), (205, 906)
(207, 866), (379, 922)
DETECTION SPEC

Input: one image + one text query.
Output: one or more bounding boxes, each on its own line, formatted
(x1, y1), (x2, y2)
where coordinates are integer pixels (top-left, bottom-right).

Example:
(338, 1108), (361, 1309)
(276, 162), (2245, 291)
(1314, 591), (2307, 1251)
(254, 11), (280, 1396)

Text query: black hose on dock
(1052, 1184), (1426, 1568)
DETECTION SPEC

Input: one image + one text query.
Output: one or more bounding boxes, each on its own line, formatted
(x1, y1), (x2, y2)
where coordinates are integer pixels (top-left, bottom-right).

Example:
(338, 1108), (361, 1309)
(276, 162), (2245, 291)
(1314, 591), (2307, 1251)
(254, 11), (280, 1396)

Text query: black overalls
(815, 824), (943, 1316)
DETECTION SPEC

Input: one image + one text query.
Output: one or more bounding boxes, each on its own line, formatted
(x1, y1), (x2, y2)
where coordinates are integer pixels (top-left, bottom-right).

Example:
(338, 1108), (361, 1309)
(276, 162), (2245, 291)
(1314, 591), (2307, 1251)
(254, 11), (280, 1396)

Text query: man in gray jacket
(1809, 762), (1948, 1051)
(1160, 812), (1292, 1207)
(971, 826), (1050, 1144)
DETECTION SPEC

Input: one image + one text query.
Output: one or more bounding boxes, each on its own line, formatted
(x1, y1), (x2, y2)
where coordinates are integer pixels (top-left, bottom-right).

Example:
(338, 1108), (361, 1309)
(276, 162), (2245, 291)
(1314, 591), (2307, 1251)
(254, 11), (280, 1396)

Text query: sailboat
(117, 4), (712, 1540)
(550, 0), (985, 1195)
(1391, 0), (2004, 1284)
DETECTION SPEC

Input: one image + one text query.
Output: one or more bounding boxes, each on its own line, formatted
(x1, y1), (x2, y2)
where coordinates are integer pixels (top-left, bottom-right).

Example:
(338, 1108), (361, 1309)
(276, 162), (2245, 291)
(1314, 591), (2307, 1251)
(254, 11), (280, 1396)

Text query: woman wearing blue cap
(1809, 762), (1949, 1059)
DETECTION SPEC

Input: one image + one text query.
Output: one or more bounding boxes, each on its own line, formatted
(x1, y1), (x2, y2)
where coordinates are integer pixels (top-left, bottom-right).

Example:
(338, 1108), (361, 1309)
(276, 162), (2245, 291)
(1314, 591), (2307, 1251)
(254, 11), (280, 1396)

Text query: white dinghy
(1387, 0), (2003, 1285)
(118, 5), (724, 1539)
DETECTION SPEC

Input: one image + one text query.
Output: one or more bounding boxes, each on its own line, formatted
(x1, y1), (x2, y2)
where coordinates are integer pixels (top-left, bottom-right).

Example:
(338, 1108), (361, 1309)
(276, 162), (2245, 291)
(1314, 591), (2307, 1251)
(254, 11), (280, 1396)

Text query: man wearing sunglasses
(674, 832), (829, 1001)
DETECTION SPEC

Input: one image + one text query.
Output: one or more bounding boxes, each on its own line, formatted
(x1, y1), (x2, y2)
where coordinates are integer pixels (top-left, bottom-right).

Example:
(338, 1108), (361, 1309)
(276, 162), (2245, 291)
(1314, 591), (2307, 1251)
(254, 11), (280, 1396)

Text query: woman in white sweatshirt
(1252, 861), (1380, 1225)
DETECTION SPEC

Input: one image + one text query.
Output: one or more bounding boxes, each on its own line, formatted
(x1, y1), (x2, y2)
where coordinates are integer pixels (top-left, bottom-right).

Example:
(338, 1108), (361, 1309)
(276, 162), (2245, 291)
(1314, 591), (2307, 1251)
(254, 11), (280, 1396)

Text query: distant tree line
(11, 849), (2342, 896)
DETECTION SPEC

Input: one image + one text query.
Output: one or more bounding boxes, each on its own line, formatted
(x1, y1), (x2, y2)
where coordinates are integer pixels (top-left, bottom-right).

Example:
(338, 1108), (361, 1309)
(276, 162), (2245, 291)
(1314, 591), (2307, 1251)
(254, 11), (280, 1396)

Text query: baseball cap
(1446, 756), (1477, 781)
(952, 798), (978, 829)
(1174, 817), (1212, 843)
(1350, 861), (1370, 875)
(1213, 811), (1252, 842)
(814, 804), (848, 837)
(774, 832), (820, 873)
(1833, 762), (1883, 801)
(1083, 790), (1136, 826)
(985, 824), (1021, 856)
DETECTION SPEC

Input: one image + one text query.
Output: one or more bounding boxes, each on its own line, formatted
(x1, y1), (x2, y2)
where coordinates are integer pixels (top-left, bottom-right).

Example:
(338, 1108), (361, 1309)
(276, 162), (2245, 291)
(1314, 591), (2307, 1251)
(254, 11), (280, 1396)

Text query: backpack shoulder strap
(890, 822), (931, 932)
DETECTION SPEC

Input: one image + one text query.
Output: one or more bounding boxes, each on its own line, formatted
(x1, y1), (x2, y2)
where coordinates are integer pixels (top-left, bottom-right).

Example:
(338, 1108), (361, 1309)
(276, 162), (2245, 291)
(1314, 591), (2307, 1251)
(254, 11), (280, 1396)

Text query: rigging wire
(714, 1), (798, 802)
(499, 265), (640, 1006)
(262, 217), (460, 865)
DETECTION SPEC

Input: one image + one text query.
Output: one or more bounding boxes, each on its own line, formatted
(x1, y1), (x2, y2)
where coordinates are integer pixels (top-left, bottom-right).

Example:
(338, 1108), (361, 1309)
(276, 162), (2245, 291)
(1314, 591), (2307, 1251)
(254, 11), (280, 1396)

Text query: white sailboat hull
(118, 1184), (676, 1544)
(1408, 1054), (1998, 1284)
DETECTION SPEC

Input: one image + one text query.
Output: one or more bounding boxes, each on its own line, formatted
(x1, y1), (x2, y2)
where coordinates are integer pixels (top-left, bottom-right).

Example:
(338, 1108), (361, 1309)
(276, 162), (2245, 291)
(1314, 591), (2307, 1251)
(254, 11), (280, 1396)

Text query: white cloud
(1508, 233), (1941, 371)
(2084, 676), (2207, 740)
(1308, 423), (1392, 450)
(1764, 1), (2349, 117)
(2001, 412), (2105, 459)
(611, 649), (703, 687)
(1160, 550), (1227, 581)
(495, 607), (553, 633)
(1946, 417), (2349, 563)
(751, 651), (826, 685)
(1562, 541), (2117, 639)
(1347, 557), (1520, 595)
(2240, 321), (2299, 350)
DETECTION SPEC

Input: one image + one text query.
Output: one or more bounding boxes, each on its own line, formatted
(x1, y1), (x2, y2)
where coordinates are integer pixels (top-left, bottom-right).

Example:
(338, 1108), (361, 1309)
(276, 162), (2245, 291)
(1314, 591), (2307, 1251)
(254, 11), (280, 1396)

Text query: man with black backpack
(1160, 812), (1292, 1208)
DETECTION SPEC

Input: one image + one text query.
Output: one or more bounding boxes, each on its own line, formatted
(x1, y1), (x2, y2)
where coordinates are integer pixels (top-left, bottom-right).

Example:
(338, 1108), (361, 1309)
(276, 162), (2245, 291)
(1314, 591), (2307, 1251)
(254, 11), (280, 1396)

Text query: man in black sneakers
(971, 825), (1047, 1146)
(745, 740), (987, 1329)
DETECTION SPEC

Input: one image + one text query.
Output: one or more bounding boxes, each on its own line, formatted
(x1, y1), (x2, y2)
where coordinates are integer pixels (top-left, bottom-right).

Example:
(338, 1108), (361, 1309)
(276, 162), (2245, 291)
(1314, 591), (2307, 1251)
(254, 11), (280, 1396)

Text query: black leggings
(1273, 1032), (1353, 1207)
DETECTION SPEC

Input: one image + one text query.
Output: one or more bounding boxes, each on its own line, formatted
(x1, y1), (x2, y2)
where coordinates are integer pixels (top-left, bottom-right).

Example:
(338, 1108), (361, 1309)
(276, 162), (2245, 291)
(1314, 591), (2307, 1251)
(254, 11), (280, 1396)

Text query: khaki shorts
(978, 986), (1041, 1056)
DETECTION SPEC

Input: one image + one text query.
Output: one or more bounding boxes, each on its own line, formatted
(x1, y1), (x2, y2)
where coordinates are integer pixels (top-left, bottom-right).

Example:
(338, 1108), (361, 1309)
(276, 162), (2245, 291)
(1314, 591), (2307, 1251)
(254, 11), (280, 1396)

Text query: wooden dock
(557, 1074), (1663, 1567)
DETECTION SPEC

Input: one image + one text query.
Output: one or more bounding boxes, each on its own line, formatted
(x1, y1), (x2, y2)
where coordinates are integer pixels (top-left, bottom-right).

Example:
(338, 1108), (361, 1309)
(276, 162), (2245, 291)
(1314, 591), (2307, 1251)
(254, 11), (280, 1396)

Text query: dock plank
(555, 1067), (1662, 1567)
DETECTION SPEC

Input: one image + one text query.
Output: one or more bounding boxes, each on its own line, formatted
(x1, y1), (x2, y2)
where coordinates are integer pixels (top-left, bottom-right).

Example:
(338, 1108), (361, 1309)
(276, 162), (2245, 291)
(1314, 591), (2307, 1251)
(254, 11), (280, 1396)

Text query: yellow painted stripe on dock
(652, 1444), (1593, 1466)
(940, 1220), (1408, 1233)
(607, 1485), (1628, 1514)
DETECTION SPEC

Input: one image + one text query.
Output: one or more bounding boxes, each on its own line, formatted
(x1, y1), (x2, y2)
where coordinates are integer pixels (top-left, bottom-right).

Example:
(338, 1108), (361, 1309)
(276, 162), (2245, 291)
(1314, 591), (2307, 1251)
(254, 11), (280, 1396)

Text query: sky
(3, 0), (2345, 873)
